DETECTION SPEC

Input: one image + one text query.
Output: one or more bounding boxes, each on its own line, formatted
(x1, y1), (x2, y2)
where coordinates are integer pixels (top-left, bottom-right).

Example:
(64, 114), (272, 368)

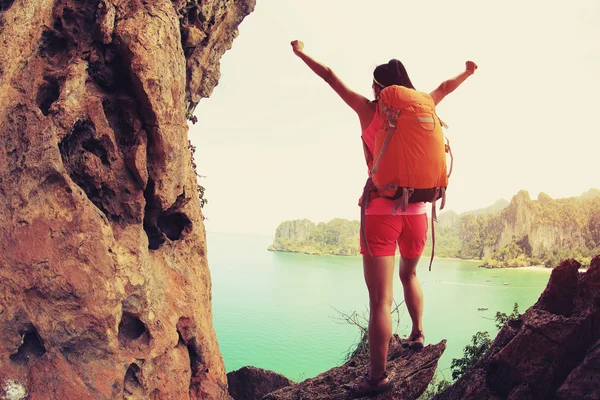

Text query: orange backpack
(361, 85), (453, 270)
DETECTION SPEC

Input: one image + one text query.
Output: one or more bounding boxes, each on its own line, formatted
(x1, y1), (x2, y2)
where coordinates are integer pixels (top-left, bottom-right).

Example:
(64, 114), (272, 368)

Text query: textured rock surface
(263, 336), (446, 400)
(436, 255), (600, 400)
(271, 219), (316, 245)
(227, 366), (293, 400)
(0, 0), (254, 399)
(482, 189), (599, 258)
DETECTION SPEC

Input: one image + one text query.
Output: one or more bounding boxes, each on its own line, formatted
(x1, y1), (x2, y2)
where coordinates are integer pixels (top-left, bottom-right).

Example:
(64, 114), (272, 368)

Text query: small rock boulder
(227, 366), (293, 400)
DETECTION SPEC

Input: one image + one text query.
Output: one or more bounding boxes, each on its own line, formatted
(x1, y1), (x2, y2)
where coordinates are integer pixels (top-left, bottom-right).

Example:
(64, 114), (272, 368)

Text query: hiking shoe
(402, 330), (424, 350)
(347, 371), (393, 399)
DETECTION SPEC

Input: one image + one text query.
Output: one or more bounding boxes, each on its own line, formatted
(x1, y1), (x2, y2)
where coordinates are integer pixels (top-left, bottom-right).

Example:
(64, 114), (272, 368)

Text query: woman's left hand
(290, 40), (304, 55)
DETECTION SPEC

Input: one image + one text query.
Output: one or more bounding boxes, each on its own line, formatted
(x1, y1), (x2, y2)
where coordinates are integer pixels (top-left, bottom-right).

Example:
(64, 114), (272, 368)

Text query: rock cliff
(0, 0), (254, 399)
(447, 189), (600, 266)
(271, 219), (316, 246)
(436, 255), (600, 399)
(490, 190), (597, 256)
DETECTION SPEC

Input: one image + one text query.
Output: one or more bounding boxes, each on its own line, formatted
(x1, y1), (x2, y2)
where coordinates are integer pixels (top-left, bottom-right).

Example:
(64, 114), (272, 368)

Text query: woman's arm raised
(430, 61), (478, 106)
(291, 40), (372, 123)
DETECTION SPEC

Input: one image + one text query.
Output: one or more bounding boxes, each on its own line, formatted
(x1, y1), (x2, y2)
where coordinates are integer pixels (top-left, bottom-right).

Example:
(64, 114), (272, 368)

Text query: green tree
(495, 303), (520, 329)
(589, 200), (600, 248)
(450, 331), (491, 380)
(458, 215), (483, 259)
(418, 374), (451, 400)
(188, 141), (207, 208)
(450, 303), (520, 381)
(481, 214), (503, 250)
(516, 235), (533, 257)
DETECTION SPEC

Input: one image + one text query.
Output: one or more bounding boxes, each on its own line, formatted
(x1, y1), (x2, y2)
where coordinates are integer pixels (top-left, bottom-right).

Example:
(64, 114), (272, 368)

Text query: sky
(190, 0), (600, 236)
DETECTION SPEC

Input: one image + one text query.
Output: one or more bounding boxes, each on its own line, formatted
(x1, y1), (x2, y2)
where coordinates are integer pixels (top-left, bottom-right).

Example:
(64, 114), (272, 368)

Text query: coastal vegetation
(437, 189), (600, 268)
(270, 189), (600, 267)
(268, 218), (360, 256)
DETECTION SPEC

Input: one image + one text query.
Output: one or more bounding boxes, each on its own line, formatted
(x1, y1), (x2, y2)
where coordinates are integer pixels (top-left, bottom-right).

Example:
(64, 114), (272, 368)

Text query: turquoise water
(209, 232), (551, 382)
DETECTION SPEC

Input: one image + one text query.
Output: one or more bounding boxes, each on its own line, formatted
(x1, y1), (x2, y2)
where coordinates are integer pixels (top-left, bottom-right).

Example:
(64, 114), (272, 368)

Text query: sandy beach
(519, 266), (588, 273)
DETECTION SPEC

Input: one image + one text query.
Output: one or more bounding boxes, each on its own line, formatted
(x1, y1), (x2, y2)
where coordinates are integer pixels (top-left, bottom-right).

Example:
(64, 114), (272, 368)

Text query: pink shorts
(360, 214), (428, 258)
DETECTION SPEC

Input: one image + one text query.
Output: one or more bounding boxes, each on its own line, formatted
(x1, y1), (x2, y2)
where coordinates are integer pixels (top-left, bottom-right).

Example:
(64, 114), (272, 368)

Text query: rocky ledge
(229, 336), (446, 400)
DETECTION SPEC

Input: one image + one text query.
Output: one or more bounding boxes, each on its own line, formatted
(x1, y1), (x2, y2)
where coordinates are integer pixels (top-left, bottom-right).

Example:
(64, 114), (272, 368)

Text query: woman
(291, 39), (477, 397)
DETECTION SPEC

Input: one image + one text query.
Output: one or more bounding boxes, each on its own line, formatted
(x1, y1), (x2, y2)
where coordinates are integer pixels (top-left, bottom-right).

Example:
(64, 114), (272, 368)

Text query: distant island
(270, 188), (600, 268)
(268, 218), (360, 256)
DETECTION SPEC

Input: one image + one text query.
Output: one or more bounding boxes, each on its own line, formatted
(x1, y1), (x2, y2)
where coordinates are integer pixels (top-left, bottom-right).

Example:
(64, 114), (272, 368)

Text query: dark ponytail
(373, 59), (415, 90)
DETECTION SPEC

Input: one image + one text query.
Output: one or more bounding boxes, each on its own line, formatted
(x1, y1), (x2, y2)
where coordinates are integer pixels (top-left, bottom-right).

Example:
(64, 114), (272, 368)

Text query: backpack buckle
(386, 109), (400, 129)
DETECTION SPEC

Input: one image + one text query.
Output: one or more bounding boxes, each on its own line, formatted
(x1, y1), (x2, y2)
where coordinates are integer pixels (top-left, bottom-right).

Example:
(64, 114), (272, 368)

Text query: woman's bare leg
(399, 255), (423, 337)
(363, 254), (395, 377)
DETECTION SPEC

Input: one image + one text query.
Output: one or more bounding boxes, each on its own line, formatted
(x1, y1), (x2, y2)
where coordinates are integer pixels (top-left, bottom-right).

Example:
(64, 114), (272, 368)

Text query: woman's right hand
(466, 61), (478, 74)
(291, 40), (304, 55)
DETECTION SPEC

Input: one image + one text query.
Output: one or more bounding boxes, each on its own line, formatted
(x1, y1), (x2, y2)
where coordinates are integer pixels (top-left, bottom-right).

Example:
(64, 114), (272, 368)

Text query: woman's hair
(373, 59), (415, 90)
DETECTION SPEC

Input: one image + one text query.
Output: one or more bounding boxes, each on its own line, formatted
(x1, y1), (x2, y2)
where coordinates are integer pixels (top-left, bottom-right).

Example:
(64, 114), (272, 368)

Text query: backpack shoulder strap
(370, 107), (400, 175)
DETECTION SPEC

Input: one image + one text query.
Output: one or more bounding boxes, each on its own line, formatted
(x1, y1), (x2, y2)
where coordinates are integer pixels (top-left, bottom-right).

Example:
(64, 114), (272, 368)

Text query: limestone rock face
(451, 189), (600, 262)
(272, 219), (316, 244)
(491, 190), (589, 257)
(436, 256), (600, 399)
(0, 0), (254, 399)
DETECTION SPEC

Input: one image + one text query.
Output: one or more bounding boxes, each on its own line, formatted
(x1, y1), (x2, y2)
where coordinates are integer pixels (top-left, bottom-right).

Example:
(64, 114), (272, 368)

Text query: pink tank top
(361, 110), (426, 216)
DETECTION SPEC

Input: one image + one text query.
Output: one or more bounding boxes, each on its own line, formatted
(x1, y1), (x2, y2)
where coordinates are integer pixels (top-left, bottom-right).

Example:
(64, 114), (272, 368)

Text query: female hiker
(290, 39), (477, 397)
